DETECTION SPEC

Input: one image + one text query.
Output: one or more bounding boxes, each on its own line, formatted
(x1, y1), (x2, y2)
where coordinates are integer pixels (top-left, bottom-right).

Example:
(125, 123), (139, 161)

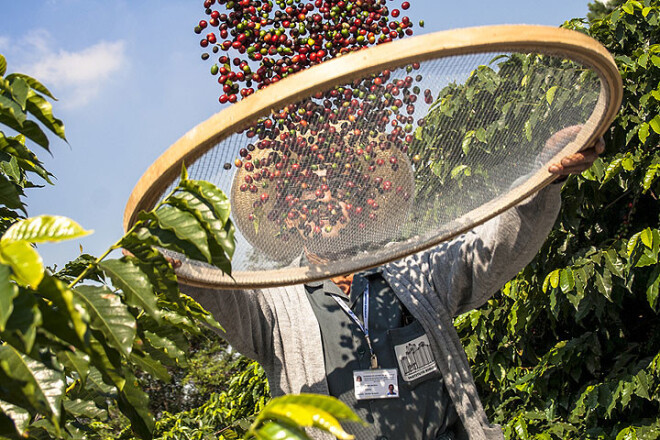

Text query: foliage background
(453, 1), (660, 439)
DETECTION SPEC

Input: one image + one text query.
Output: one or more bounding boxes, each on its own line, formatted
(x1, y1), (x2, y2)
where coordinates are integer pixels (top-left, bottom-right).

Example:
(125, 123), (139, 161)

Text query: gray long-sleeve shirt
(181, 184), (562, 440)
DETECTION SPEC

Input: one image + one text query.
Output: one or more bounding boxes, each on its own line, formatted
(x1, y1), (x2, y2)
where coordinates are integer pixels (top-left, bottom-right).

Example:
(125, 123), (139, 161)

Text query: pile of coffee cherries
(196, 0), (433, 242)
(196, 0), (417, 103)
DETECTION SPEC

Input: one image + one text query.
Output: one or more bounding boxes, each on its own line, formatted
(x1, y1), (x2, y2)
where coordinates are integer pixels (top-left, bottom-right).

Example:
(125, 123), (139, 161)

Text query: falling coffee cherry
(196, 0), (417, 103)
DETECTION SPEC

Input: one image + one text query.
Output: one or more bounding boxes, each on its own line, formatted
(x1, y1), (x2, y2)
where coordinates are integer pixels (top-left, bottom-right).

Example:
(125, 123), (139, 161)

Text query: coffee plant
(0, 55), (358, 440)
(452, 1), (660, 438)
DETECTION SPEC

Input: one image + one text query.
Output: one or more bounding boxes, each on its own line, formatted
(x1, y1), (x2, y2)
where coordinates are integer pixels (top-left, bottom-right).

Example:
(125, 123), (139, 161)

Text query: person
(387, 384), (397, 396)
(180, 129), (605, 440)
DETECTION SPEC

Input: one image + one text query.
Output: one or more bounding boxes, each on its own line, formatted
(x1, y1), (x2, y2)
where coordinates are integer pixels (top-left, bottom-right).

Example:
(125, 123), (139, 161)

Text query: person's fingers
(549, 152), (592, 174)
(554, 163), (594, 175)
(593, 136), (605, 155)
(560, 148), (599, 168)
(164, 256), (182, 269)
(548, 136), (605, 175)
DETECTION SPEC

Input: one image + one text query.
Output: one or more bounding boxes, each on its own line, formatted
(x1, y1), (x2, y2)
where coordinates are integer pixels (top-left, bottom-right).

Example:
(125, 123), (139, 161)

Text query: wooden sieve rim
(124, 24), (622, 288)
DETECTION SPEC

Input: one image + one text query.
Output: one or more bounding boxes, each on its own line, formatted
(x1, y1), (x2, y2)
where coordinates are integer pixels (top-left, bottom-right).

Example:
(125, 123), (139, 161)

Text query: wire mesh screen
(158, 50), (603, 286)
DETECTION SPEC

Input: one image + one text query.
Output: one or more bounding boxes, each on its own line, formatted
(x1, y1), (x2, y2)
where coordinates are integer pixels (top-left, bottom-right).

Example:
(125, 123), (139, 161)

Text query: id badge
(353, 369), (399, 400)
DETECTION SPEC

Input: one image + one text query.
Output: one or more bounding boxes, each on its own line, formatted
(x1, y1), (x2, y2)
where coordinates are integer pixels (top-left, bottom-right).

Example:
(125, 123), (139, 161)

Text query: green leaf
(5, 74), (57, 100)
(560, 269), (575, 293)
(129, 351), (171, 382)
(475, 127), (487, 143)
(614, 426), (637, 440)
(652, 55), (660, 68)
(595, 270), (613, 300)
(0, 345), (65, 423)
(125, 245), (180, 303)
(1, 215), (91, 245)
(55, 253), (105, 284)
(178, 179), (232, 225)
(166, 190), (235, 269)
(546, 86), (558, 105)
(0, 114), (49, 151)
(0, 400), (30, 437)
(25, 91), (66, 140)
(260, 394), (361, 424)
(178, 292), (223, 331)
(621, 156), (634, 171)
(451, 164), (469, 179)
(148, 204), (211, 262)
(124, 226), (208, 265)
(0, 95), (26, 125)
(0, 156), (21, 183)
(0, 55), (6, 76)
(652, 89), (660, 101)
(640, 228), (653, 249)
(63, 398), (108, 420)
(638, 52), (649, 67)
(99, 259), (159, 319)
(524, 119), (532, 142)
(646, 265), (660, 312)
(0, 133), (53, 184)
(603, 157), (623, 183)
(38, 276), (88, 346)
(142, 330), (187, 364)
(604, 248), (624, 279)
(73, 285), (136, 358)
(622, 2), (635, 14)
(0, 264), (18, 331)
(57, 350), (90, 382)
(546, 269), (560, 291)
(9, 78), (28, 111)
(2, 291), (41, 353)
(252, 421), (308, 440)
(116, 372), (154, 440)
(627, 232), (642, 256)
(0, 240), (43, 288)
(84, 366), (115, 397)
(461, 131), (474, 155)
(650, 115), (660, 135)
(635, 370), (650, 399)
(0, 174), (25, 212)
(643, 164), (660, 192)
(258, 403), (353, 439)
(513, 415), (529, 440)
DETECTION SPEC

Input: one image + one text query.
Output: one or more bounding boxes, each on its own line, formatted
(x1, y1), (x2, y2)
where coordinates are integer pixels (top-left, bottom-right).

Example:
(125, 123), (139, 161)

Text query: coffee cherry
(197, 0), (416, 103)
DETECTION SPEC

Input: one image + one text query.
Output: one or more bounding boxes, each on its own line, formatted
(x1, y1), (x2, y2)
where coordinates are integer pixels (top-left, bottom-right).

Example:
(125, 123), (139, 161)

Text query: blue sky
(0, 0), (592, 268)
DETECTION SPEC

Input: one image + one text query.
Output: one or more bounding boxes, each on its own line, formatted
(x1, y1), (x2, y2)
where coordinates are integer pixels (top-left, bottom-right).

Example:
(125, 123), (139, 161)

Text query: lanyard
(330, 282), (379, 369)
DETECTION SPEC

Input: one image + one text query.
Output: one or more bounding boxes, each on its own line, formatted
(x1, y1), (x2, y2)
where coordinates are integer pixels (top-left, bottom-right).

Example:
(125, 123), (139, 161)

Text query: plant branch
(66, 242), (119, 289)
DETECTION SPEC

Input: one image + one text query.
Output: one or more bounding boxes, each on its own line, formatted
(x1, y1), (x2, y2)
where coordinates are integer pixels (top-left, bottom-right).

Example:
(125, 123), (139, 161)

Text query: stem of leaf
(66, 190), (173, 289)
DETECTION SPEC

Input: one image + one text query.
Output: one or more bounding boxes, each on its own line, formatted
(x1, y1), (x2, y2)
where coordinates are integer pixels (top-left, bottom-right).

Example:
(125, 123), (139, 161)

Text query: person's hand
(547, 125), (605, 177)
(167, 257), (182, 270)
